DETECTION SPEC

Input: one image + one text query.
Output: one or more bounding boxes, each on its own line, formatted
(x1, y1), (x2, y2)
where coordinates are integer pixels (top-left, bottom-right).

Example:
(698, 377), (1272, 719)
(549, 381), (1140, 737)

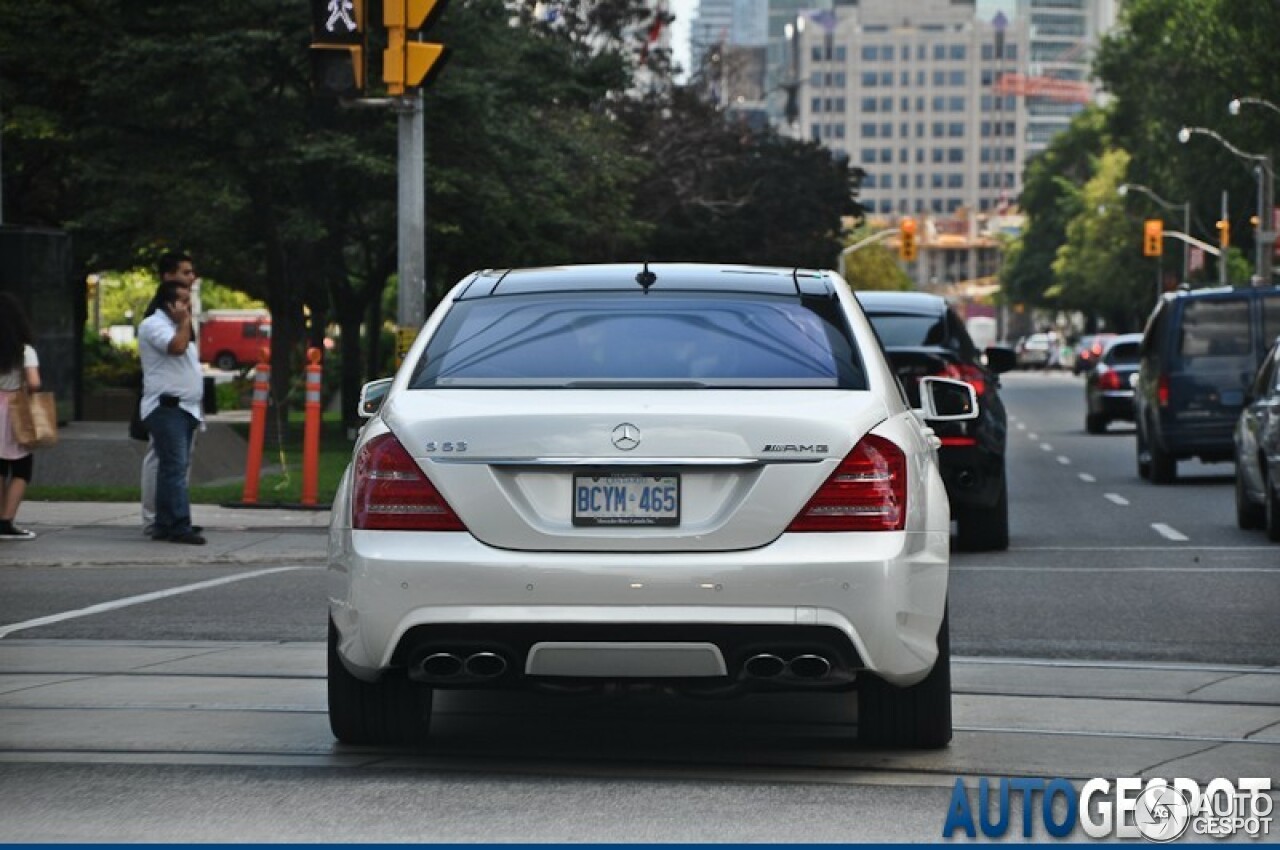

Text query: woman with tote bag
(0, 292), (44, 540)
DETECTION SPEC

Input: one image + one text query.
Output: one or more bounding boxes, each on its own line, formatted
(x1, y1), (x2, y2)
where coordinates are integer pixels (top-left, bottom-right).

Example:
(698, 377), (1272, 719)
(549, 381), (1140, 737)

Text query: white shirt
(139, 311), (204, 422)
(0, 345), (38, 391)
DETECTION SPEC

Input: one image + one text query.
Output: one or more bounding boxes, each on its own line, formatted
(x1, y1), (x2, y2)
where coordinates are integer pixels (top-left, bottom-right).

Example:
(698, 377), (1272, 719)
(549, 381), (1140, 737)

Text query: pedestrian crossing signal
(311, 0), (366, 97)
(1143, 219), (1162, 257)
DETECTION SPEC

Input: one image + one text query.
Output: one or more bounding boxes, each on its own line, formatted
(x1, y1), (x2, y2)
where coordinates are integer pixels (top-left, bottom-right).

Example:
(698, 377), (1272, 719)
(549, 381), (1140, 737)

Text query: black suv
(1135, 285), (1280, 483)
(857, 291), (1017, 551)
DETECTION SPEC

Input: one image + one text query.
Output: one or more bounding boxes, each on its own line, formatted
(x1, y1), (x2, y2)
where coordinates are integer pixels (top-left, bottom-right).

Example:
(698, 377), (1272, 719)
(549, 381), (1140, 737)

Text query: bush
(83, 329), (141, 391)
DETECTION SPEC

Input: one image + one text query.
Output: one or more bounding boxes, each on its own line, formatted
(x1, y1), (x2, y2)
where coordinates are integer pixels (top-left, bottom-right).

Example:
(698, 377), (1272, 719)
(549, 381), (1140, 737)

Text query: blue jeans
(143, 406), (197, 537)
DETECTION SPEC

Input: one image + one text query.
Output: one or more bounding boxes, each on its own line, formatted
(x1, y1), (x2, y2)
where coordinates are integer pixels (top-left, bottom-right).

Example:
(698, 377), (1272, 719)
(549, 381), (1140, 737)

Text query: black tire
(955, 472), (1009, 552)
(1236, 468), (1265, 530)
(214, 351), (238, 371)
(1266, 472), (1280, 543)
(328, 619), (433, 746)
(1136, 426), (1152, 480)
(1085, 412), (1107, 434)
(857, 609), (952, 749)
(1149, 439), (1177, 484)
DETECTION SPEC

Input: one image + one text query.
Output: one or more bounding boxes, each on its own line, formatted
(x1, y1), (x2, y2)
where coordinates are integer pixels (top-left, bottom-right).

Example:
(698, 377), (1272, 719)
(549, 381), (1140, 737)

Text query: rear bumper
(328, 529), (950, 689)
(1090, 390), (1134, 419)
(937, 443), (1004, 509)
(1152, 415), (1237, 460)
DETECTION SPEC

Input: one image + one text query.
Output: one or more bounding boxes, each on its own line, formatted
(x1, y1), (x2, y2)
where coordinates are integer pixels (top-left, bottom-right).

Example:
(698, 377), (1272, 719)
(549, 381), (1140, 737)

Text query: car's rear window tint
(1176, 299), (1252, 371)
(410, 292), (867, 389)
(1264, 295), (1280, 344)
(866, 314), (946, 348)
(1106, 342), (1140, 365)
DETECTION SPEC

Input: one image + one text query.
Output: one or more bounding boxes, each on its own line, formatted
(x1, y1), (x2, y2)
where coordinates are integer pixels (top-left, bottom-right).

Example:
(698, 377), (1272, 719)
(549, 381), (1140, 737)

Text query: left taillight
(1096, 366), (1125, 391)
(352, 433), (466, 531)
(786, 434), (907, 532)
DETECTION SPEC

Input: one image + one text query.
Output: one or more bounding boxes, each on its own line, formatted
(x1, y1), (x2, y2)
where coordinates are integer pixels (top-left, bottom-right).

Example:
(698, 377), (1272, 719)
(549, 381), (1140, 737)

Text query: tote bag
(8, 380), (58, 450)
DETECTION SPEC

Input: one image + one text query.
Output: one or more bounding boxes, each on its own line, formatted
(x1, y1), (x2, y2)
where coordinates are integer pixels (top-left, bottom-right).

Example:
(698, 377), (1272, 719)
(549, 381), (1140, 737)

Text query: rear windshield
(410, 292), (867, 389)
(866, 314), (946, 348)
(1106, 341), (1140, 365)
(1175, 299), (1252, 372)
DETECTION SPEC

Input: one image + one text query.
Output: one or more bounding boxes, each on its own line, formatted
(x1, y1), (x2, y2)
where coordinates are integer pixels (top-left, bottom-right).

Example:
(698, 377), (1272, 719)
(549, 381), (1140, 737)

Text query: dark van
(1135, 285), (1280, 483)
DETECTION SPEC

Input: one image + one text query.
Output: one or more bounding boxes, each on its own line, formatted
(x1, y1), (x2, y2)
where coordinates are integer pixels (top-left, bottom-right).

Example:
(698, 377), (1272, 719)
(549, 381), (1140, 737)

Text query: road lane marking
(1028, 432), (1039, 440)
(1079, 473), (1096, 483)
(1151, 523), (1189, 542)
(1104, 493), (1129, 505)
(1040, 443), (1053, 451)
(1016, 423), (1026, 430)
(0, 568), (307, 639)
(1057, 456), (1071, 465)
(952, 565), (1276, 573)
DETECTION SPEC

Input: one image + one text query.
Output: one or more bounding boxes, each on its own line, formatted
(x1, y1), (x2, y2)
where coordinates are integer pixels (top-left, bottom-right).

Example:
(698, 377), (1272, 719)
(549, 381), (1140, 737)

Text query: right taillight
(1157, 373), (1170, 407)
(352, 433), (466, 531)
(786, 434), (907, 532)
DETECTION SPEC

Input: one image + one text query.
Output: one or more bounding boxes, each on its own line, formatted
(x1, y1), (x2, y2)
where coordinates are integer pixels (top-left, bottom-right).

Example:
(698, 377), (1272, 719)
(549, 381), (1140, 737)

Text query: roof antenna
(635, 262), (657, 291)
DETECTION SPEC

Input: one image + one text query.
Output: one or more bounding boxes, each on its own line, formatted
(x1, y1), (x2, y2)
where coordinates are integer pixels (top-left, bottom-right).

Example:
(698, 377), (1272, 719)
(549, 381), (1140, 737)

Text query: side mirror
(919, 376), (980, 421)
(982, 345), (1018, 374)
(357, 378), (393, 419)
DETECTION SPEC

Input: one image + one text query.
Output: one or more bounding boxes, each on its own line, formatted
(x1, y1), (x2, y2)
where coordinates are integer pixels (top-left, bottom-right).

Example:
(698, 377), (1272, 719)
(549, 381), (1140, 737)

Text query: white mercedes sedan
(327, 263), (976, 749)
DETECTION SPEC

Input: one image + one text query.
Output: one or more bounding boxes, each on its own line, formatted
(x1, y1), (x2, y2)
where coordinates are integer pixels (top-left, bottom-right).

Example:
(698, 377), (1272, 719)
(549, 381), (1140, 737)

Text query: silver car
(328, 264), (977, 749)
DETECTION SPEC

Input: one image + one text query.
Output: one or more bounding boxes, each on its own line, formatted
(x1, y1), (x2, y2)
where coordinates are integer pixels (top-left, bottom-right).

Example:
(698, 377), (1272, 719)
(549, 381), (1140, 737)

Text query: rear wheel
(857, 609), (952, 749)
(955, 472), (1009, 552)
(1149, 440), (1177, 484)
(1266, 472), (1280, 543)
(1236, 467), (1265, 530)
(214, 351), (238, 371)
(1136, 428), (1151, 480)
(328, 619), (433, 746)
(1085, 412), (1108, 434)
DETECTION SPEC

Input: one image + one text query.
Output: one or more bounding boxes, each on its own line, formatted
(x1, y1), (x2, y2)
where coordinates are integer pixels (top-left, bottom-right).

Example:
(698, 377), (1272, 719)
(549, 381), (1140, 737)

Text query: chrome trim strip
(422, 456), (825, 467)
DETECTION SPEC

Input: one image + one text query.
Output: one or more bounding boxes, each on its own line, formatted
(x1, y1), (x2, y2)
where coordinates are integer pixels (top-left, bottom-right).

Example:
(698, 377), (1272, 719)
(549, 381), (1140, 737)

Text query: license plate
(572, 474), (680, 526)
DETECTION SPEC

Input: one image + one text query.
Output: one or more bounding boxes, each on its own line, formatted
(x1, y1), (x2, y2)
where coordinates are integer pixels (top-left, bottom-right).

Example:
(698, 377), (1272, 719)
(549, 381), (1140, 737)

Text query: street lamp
(1229, 96), (1280, 119)
(1118, 183), (1191, 285)
(1178, 125), (1275, 287)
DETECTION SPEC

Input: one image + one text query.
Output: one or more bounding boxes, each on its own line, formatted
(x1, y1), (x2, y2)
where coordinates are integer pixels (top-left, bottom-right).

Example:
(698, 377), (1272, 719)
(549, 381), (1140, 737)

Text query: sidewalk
(0, 501), (330, 568)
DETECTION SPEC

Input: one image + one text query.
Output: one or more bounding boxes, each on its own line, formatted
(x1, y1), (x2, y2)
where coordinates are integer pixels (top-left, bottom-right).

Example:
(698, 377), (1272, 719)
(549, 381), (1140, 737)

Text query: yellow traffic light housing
(311, 0), (366, 98)
(1143, 219), (1163, 257)
(1217, 218), (1230, 249)
(384, 0), (451, 96)
(899, 217), (918, 262)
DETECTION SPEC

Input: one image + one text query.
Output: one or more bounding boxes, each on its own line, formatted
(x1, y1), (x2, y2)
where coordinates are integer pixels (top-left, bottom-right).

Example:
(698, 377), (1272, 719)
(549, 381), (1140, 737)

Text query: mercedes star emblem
(611, 423), (641, 451)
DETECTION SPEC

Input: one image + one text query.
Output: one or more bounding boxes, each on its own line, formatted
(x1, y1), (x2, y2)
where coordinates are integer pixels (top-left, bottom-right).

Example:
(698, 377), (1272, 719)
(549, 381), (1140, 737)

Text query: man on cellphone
(138, 252), (205, 545)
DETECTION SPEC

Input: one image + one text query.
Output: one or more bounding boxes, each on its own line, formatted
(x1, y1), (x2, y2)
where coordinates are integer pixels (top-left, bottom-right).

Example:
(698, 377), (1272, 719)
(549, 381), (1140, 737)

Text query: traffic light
(1217, 218), (1230, 249)
(384, 0), (451, 96)
(1143, 219), (1163, 257)
(899, 217), (918, 262)
(311, 0), (366, 98)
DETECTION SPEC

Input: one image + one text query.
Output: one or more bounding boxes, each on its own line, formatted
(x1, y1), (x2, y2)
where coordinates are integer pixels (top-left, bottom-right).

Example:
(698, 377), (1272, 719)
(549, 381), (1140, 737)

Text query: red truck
(198, 309), (271, 371)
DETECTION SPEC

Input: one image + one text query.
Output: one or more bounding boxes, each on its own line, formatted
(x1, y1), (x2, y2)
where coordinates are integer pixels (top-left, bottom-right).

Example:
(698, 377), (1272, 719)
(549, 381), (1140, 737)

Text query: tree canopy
(0, 0), (863, 426)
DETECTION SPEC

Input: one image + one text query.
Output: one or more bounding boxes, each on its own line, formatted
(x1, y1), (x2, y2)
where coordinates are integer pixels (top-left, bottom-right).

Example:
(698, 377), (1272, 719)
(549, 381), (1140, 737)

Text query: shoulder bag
(9, 375), (58, 450)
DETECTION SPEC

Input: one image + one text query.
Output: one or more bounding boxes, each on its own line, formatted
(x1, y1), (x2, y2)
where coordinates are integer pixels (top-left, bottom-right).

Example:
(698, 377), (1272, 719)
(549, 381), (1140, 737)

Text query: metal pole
(1221, 190), (1229, 287)
(1181, 204), (1190, 284)
(397, 91), (426, 328)
(1262, 156), (1274, 286)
